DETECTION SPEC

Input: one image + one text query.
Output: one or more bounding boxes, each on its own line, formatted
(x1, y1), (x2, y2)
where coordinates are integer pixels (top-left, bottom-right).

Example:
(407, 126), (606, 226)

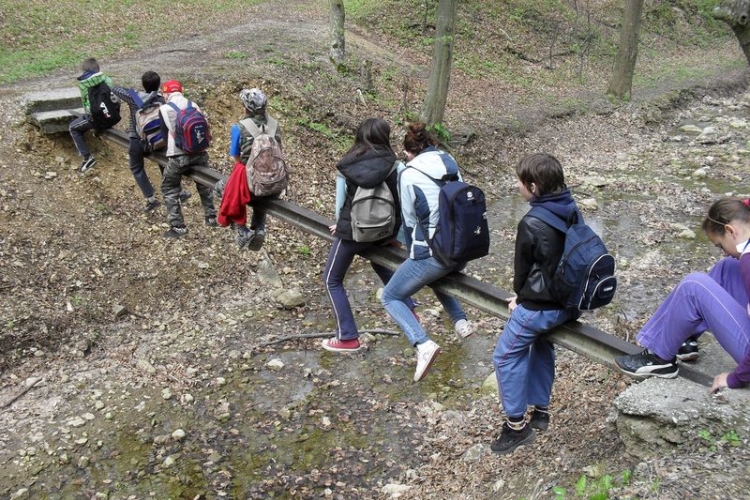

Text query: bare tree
(714, 0), (750, 65)
(606, 0), (644, 100)
(421, 0), (458, 125)
(329, 0), (346, 65)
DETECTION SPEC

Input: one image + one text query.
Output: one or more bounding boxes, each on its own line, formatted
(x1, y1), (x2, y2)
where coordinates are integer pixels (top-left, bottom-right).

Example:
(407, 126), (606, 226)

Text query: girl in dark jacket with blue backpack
(321, 118), (416, 353)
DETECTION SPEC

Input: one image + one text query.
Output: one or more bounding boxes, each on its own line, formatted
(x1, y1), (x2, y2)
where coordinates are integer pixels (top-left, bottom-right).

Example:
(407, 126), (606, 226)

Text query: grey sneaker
(205, 216), (218, 227)
(235, 227), (255, 249)
(414, 340), (440, 382)
(79, 156), (96, 173)
(247, 226), (266, 251)
(454, 319), (474, 339)
(164, 225), (188, 238)
(179, 191), (192, 202)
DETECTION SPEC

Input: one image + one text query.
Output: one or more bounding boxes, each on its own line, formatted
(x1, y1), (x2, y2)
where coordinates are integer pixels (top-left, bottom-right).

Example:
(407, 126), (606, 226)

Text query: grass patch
(0, 0), (262, 84)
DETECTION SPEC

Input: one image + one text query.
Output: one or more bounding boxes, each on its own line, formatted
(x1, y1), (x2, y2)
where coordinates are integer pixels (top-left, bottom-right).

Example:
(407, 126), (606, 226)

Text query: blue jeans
(637, 257), (750, 363)
(69, 115), (95, 157)
(324, 238), (416, 340)
(381, 256), (466, 346)
(493, 304), (577, 418)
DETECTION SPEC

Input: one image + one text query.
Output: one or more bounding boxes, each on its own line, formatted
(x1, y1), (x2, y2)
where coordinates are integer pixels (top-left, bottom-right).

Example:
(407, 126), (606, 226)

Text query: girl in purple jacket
(615, 197), (750, 394)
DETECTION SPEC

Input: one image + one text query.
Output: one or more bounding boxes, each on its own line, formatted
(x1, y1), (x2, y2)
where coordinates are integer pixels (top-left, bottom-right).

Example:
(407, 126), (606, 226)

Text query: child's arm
(399, 170), (417, 251)
(723, 252), (750, 389)
(334, 174), (346, 220)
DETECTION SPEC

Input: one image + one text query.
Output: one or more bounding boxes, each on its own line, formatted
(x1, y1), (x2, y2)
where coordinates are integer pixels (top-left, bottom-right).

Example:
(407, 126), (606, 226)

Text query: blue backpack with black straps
(528, 206), (617, 311)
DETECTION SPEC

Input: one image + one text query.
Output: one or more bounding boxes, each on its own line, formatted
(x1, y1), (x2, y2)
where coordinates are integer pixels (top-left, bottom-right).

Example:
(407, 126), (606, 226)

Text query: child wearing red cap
(158, 81), (217, 238)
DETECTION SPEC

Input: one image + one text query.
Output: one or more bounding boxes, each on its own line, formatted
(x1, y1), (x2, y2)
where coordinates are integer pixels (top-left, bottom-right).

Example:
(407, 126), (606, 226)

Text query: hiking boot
(677, 336), (699, 362)
(614, 349), (678, 379)
(454, 319), (474, 339)
(79, 156), (96, 173)
(205, 216), (218, 227)
(491, 422), (536, 455)
(529, 410), (550, 431)
(143, 199), (161, 213)
(414, 340), (440, 382)
(179, 191), (192, 202)
(236, 227), (255, 249)
(321, 337), (362, 353)
(163, 225), (188, 238)
(247, 226), (266, 251)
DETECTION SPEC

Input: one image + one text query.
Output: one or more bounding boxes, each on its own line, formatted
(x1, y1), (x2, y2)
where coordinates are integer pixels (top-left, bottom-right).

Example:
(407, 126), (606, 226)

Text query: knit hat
(161, 80), (182, 93)
(239, 88), (267, 112)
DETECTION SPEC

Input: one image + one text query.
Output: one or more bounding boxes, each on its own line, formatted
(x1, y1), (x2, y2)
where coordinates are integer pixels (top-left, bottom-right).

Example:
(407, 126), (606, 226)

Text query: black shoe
(677, 336), (699, 362)
(615, 349), (678, 379)
(247, 227), (266, 251)
(144, 199), (161, 213)
(179, 191), (192, 202)
(164, 225), (188, 238)
(205, 216), (218, 227)
(491, 423), (536, 455)
(529, 410), (549, 431)
(79, 156), (96, 173)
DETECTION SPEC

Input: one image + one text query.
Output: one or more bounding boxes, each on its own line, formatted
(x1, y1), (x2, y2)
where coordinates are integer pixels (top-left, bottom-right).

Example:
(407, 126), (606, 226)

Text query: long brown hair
(403, 122), (438, 155)
(702, 197), (750, 235)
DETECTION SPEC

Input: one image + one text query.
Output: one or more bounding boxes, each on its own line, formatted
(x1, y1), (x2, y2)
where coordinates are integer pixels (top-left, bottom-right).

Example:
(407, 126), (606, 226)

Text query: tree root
(253, 329), (399, 349)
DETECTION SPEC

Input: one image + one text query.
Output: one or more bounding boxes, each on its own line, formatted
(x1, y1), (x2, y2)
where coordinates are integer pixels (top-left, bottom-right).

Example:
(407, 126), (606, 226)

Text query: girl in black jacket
(321, 118), (416, 353)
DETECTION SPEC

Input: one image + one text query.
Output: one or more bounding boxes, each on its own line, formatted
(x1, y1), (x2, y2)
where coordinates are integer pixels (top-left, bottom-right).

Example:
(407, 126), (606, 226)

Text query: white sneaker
(454, 319), (474, 339)
(414, 340), (440, 382)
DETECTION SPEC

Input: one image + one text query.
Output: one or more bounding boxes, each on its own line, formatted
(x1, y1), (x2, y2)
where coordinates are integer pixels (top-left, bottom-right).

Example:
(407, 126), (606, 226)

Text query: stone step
(22, 88), (81, 114)
(23, 88), (83, 135)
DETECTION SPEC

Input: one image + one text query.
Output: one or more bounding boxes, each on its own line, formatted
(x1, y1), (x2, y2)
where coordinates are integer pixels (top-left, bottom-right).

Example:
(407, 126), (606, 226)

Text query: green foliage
(552, 467), (631, 500)
(721, 430), (741, 447)
(428, 122), (450, 144)
(225, 51), (248, 60)
(298, 245), (311, 257)
(0, 0), (262, 84)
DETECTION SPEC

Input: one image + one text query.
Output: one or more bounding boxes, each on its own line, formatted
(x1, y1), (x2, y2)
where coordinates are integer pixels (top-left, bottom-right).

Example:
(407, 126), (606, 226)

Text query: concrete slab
(29, 108), (84, 135)
(21, 88), (81, 114)
(614, 333), (750, 458)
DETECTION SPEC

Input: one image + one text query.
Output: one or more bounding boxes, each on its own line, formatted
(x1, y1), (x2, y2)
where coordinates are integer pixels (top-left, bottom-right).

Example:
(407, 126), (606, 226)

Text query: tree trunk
(714, 0), (750, 65)
(606, 0), (644, 100)
(421, 0), (458, 126)
(329, 0), (346, 65)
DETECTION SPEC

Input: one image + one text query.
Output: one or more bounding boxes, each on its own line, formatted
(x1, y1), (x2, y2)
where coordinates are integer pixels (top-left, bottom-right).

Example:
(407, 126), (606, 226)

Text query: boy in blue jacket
(491, 153), (580, 454)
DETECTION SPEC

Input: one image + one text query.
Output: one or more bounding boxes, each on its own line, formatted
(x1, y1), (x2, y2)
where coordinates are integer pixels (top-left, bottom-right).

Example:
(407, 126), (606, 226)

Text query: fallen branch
(1, 377), (42, 409)
(254, 329), (400, 349)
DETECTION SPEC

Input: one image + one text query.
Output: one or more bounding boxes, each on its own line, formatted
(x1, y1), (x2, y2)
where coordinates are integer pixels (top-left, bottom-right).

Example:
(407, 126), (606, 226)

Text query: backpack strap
(240, 117), (277, 138)
(527, 206), (577, 233)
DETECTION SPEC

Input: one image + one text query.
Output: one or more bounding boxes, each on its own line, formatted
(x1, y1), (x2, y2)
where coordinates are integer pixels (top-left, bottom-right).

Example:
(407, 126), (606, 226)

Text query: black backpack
(88, 82), (121, 130)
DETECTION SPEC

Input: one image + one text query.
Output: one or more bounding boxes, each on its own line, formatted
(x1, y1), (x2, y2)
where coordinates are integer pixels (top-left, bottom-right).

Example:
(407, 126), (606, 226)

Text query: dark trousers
(69, 115), (95, 157)
(162, 153), (216, 227)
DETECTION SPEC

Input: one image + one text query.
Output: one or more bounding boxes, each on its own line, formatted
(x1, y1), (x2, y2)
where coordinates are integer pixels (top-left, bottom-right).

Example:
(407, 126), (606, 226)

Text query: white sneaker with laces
(414, 340), (440, 382)
(454, 319), (474, 339)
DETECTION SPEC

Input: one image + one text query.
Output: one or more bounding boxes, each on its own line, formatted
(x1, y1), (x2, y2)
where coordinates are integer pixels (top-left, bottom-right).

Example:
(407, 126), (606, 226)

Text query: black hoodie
(335, 146), (401, 241)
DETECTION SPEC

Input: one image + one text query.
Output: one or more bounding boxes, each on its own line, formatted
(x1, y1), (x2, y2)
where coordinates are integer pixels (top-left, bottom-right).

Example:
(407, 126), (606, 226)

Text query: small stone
(69, 417), (86, 428)
(162, 388), (173, 400)
(112, 304), (128, 318)
(172, 429), (187, 441)
(181, 393), (194, 404)
(78, 456), (90, 467)
(163, 455), (177, 468)
(267, 359), (284, 370)
(381, 484), (411, 496)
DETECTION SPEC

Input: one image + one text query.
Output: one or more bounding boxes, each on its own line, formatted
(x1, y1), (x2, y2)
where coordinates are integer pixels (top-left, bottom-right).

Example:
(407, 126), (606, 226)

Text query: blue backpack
(411, 168), (490, 267)
(528, 206), (617, 311)
(127, 90), (166, 152)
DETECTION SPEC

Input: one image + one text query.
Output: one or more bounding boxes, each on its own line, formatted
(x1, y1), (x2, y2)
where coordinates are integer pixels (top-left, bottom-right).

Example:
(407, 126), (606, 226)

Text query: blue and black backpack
(528, 206), (617, 311)
(412, 169), (490, 267)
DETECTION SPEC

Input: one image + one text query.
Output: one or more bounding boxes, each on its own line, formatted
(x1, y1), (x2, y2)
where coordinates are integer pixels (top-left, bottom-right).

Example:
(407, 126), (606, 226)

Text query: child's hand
(710, 372), (729, 394)
(508, 296), (518, 312)
(329, 224), (336, 236)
